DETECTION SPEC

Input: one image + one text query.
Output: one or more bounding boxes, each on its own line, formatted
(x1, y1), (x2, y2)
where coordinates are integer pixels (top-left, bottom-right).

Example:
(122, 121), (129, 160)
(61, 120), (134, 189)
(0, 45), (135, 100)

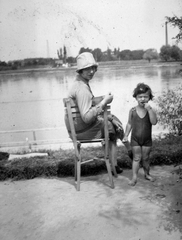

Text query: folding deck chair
(63, 96), (117, 191)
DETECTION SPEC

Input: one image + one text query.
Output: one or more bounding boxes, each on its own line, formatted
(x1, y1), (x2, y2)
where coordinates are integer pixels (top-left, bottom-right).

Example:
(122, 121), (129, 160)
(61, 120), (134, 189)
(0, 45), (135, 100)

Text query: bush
(151, 134), (182, 165)
(0, 136), (182, 181)
(155, 84), (182, 135)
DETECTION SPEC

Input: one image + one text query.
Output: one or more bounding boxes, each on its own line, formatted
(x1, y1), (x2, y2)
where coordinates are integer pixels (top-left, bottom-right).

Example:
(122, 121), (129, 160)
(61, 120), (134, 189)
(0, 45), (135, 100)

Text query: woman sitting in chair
(64, 52), (124, 174)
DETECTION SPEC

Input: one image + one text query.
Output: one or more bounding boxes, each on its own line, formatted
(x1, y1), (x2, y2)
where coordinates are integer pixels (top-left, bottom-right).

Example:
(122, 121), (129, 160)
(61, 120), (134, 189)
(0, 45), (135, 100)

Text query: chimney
(165, 22), (168, 46)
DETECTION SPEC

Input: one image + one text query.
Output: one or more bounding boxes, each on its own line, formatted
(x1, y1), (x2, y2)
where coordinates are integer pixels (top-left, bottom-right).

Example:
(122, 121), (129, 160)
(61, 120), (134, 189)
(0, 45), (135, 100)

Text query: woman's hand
(103, 93), (113, 104)
(112, 118), (123, 130)
(122, 136), (128, 143)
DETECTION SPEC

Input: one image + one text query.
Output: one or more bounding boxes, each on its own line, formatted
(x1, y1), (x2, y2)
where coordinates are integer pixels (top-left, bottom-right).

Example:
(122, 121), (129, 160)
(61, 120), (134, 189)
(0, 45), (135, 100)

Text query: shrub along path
(0, 134), (182, 181)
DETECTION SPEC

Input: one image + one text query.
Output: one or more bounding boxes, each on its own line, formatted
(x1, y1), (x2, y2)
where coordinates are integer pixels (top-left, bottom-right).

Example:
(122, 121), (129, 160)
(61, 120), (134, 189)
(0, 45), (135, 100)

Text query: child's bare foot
(128, 179), (137, 186)
(145, 175), (155, 182)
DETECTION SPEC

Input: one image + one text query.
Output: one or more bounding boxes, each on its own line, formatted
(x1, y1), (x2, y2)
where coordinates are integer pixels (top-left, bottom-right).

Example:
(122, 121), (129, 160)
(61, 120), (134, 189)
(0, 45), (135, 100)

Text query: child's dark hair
(133, 83), (154, 100)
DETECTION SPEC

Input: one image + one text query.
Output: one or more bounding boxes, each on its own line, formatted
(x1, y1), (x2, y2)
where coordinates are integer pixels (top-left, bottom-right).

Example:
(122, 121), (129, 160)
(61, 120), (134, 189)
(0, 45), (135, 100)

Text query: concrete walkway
(0, 165), (181, 240)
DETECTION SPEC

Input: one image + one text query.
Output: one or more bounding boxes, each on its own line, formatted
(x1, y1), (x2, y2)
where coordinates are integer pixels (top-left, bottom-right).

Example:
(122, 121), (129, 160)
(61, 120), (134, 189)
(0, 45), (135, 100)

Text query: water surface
(0, 62), (181, 149)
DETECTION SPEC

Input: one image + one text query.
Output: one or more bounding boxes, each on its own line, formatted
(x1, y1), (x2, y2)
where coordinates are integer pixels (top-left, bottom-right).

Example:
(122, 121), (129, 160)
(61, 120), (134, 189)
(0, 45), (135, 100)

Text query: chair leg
(76, 159), (81, 191)
(74, 156), (77, 181)
(76, 142), (81, 191)
(109, 141), (118, 178)
(105, 157), (114, 189)
(102, 140), (114, 189)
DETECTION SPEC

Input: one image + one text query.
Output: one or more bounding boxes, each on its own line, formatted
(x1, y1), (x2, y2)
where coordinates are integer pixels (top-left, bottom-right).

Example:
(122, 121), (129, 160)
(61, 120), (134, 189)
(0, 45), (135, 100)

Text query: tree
(131, 50), (144, 60)
(0, 61), (7, 66)
(79, 47), (92, 54)
(92, 48), (103, 62)
(155, 84), (182, 135)
(63, 45), (67, 64)
(143, 49), (158, 62)
(166, 15), (182, 42)
(116, 47), (120, 60)
(67, 57), (76, 64)
(106, 47), (113, 61)
(170, 45), (181, 61)
(57, 48), (63, 60)
(119, 49), (132, 60)
(160, 45), (171, 61)
(113, 48), (117, 56)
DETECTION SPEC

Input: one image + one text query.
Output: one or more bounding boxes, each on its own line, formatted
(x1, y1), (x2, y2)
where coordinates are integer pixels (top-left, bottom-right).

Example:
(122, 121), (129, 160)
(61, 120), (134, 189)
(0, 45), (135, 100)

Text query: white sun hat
(76, 52), (98, 72)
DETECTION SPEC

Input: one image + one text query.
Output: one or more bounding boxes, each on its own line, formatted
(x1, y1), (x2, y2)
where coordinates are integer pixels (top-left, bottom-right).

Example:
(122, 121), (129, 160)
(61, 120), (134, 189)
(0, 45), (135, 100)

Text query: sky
(0, 0), (182, 62)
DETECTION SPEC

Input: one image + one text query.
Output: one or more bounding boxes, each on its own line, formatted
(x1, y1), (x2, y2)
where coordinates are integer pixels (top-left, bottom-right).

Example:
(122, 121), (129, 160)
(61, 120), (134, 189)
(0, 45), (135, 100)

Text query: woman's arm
(76, 89), (97, 123)
(76, 87), (113, 124)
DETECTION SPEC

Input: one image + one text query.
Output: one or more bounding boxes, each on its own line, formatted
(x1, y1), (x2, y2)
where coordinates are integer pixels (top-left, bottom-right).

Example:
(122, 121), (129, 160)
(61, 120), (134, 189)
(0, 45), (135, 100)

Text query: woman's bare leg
(129, 146), (142, 186)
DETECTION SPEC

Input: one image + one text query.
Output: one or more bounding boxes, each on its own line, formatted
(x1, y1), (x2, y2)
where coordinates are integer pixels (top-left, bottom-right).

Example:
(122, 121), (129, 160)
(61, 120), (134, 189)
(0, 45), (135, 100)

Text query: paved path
(0, 165), (182, 240)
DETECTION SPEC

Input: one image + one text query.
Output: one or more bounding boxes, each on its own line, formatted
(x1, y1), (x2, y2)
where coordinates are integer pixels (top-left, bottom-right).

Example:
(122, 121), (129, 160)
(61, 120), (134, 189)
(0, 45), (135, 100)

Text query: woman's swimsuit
(131, 107), (152, 147)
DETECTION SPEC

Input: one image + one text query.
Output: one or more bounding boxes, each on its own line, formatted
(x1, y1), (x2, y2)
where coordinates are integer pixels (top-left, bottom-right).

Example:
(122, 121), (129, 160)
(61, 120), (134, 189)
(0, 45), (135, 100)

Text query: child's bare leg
(129, 146), (141, 186)
(142, 146), (155, 182)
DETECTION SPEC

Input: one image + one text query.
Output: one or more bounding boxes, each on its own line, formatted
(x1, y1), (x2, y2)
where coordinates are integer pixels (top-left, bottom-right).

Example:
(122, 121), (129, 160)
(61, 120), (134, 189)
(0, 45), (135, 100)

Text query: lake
(0, 61), (181, 152)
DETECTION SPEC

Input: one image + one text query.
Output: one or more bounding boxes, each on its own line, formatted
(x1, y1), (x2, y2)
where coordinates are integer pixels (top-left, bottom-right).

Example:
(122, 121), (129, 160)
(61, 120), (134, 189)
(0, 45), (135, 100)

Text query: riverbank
(0, 60), (181, 75)
(0, 134), (182, 181)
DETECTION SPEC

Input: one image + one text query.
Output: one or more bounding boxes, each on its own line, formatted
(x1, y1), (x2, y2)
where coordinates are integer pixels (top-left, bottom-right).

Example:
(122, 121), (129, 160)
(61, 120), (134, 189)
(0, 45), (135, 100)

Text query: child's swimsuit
(131, 107), (152, 147)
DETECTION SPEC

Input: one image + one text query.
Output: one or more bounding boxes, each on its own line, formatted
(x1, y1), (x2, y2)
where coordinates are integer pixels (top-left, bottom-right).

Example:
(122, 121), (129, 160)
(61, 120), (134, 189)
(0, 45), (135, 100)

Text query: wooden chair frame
(63, 96), (117, 191)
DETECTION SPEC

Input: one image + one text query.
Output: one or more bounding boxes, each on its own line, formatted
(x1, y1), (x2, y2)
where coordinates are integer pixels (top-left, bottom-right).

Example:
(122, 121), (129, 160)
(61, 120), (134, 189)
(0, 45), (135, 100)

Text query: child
(123, 83), (157, 186)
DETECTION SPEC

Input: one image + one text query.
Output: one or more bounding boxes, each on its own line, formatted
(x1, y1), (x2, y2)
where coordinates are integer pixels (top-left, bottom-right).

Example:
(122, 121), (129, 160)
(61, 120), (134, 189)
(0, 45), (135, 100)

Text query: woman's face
(80, 66), (97, 81)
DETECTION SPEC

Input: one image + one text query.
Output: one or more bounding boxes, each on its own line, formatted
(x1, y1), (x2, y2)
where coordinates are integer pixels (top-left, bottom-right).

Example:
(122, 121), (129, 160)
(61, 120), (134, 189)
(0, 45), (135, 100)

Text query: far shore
(0, 60), (181, 75)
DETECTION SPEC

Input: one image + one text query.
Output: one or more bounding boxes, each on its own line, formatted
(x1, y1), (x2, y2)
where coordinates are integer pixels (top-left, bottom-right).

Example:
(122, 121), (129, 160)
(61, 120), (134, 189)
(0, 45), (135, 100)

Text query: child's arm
(144, 103), (157, 125)
(123, 109), (132, 142)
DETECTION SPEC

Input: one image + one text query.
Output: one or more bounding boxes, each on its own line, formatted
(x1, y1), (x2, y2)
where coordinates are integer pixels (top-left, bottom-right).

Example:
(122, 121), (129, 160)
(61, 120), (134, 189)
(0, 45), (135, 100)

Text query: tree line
(0, 15), (181, 71)
(0, 44), (181, 71)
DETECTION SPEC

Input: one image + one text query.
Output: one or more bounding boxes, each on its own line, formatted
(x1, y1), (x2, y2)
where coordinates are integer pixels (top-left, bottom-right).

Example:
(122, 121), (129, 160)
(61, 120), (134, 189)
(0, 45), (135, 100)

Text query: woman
(65, 52), (124, 173)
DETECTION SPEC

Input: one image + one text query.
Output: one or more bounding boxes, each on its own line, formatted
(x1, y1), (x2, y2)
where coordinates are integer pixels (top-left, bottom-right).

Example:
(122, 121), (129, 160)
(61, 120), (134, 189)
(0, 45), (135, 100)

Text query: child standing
(123, 83), (157, 186)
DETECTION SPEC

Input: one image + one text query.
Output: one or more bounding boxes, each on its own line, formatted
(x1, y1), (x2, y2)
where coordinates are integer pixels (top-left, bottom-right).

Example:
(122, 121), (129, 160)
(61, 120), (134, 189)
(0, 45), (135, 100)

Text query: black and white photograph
(0, 0), (182, 239)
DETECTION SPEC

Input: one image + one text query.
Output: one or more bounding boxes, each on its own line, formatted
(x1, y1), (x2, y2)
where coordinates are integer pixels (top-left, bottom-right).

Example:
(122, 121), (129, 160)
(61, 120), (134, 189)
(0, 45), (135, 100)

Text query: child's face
(136, 91), (150, 107)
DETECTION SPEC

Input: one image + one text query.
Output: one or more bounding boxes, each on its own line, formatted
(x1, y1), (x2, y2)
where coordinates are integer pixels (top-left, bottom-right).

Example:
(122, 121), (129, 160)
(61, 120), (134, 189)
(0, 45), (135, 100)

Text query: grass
(0, 134), (182, 181)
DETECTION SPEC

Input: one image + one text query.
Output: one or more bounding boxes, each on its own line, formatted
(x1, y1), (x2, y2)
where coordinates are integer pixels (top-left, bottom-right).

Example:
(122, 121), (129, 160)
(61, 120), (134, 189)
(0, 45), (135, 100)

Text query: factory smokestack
(165, 22), (168, 46)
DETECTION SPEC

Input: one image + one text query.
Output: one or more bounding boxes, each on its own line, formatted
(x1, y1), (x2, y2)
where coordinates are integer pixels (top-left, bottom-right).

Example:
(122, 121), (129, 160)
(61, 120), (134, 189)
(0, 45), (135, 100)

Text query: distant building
(55, 59), (63, 67)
